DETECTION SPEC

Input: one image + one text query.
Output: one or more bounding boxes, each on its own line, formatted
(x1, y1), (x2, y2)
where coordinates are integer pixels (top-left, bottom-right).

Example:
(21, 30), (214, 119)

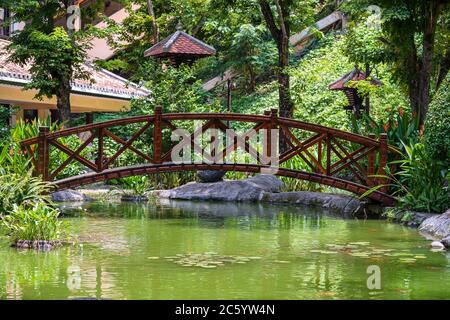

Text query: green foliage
(119, 176), (152, 197)
(0, 105), (11, 140)
(148, 172), (198, 189)
(394, 143), (449, 213)
(342, 0), (450, 124)
(233, 34), (408, 129)
(224, 24), (277, 91)
(0, 119), (87, 179)
(424, 82), (450, 164)
(280, 157), (323, 192)
(353, 107), (420, 152)
(367, 143), (449, 213)
(1, 203), (66, 242)
(342, 16), (385, 66)
(0, 172), (54, 215)
(135, 63), (221, 114)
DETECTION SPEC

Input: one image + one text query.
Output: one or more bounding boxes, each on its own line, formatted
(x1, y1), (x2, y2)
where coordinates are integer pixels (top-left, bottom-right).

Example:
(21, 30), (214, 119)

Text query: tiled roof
(0, 38), (150, 100)
(144, 30), (216, 58)
(329, 67), (382, 90)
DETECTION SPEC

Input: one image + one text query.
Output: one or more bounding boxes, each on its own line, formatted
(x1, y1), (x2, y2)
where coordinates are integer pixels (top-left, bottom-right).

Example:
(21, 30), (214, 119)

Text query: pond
(0, 200), (449, 300)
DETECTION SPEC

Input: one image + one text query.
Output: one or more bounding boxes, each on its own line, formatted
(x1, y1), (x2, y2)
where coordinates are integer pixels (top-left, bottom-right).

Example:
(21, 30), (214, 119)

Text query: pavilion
(144, 23), (216, 67)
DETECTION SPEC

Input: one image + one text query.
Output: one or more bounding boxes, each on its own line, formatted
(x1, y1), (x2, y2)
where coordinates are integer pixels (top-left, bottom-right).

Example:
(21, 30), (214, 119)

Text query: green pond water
(0, 200), (449, 300)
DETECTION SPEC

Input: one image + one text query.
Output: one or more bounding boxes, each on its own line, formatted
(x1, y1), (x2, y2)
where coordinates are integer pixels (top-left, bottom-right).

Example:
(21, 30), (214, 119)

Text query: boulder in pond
(197, 170), (226, 183)
(263, 191), (375, 217)
(431, 241), (445, 250)
(51, 190), (91, 202)
(158, 174), (283, 202)
(419, 209), (450, 239)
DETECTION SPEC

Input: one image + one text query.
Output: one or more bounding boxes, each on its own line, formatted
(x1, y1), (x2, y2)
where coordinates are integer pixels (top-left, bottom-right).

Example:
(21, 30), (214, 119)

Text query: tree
(224, 24), (277, 91)
(343, 0), (450, 126)
(258, 0), (293, 119)
(2, 0), (100, 123)
(146, 0), (159, 43)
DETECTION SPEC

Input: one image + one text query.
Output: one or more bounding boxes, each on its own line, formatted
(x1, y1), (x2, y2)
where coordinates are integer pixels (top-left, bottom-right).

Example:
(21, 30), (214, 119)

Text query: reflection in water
(0, 200), (449, 300)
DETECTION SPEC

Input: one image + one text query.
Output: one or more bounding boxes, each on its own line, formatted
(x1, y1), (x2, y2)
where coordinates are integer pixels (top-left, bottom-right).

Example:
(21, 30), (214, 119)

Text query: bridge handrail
(18, 107), (396, 205)
(20, 111), (383, 149)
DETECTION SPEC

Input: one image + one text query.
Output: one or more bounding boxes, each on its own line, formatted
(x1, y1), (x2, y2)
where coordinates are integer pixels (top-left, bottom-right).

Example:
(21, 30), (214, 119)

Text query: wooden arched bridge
(20, 107), (396, 205)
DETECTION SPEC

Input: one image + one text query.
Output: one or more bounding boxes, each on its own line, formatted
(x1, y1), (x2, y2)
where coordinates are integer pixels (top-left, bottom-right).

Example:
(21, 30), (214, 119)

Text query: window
(23, 109), (38, 123)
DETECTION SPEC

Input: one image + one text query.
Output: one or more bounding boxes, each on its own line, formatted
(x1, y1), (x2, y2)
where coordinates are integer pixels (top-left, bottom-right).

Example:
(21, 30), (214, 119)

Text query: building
(0, 38), (150, 125)
(0, 1), (149, 125)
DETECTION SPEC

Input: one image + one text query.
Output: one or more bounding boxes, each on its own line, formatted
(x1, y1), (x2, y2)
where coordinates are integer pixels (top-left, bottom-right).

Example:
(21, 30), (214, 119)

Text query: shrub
(1, 203), (66, 242)
(375, 143), (449, 213)
(0, 172), (54, 215)
(424, 85), (450, 164)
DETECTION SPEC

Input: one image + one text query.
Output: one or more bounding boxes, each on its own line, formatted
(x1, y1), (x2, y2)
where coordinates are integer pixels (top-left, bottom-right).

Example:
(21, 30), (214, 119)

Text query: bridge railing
(20, 106), (392, 201)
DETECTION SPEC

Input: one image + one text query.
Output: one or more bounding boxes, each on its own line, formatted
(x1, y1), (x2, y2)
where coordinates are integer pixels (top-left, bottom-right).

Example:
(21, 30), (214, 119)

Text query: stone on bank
(155, 174), (378, 217)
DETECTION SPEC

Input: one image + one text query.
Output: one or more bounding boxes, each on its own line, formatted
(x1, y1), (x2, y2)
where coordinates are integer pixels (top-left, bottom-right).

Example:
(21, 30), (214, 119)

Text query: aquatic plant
(1, 203), (67, 244)
(119, 175), (152, 197)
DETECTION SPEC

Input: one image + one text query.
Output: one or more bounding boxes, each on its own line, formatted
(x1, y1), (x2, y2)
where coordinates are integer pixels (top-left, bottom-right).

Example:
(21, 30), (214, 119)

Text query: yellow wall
(0, 83), (132, 120)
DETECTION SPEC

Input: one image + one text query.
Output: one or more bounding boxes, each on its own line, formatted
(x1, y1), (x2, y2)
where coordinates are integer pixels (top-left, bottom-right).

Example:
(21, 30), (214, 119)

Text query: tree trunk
(147, 0), (159, 44)
(248, 65), (256, 92)
(259, 0), (293, 153)
(416, 0), (441, 127)
(56, 75), (72, 124)
(277, 44), (293, 119)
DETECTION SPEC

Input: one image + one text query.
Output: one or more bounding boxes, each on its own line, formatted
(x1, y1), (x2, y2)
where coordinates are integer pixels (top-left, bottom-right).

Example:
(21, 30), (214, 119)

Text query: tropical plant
(0, 172), (55, 215)
(363, 142), (449, 213)
(353, 107), (420, 152)
(119, 175), (152, 197)
(1, 203), (66, 242)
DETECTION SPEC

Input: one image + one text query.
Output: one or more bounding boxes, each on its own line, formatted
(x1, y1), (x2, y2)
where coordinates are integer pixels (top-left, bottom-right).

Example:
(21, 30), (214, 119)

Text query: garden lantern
(329, 66), (382, 118)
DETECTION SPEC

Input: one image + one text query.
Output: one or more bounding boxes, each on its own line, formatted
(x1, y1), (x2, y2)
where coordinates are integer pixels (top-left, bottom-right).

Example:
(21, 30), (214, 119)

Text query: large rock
(158, 174), (283, 202)
(155, 175), (377, 217)
(51, 190), (91, 202)
(263, 191), (373, 217)
(441, 236), (450, 248)
(386, 209), (436, 228)
(419, 209), (450, 239)
(197, 170), (226, 183)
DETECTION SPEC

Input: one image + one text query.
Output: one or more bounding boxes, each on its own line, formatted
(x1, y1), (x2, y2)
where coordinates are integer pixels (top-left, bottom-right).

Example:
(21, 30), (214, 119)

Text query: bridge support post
(96, 128), (104, 171)
(37, 126), (50, 181)
(377, 133), (388, 192)
(326, 134), (331, 175)
(367, 133), (376, 186)
(153, 105), (163, 164)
